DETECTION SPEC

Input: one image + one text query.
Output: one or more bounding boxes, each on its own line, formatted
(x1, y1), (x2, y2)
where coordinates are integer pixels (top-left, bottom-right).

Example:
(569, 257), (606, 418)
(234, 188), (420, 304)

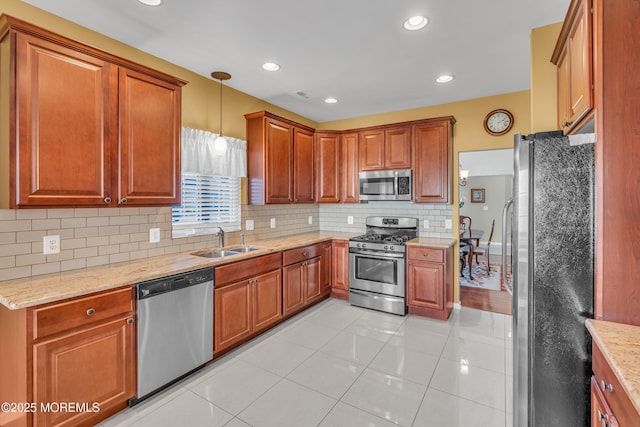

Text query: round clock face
(484, 109), (514, 136)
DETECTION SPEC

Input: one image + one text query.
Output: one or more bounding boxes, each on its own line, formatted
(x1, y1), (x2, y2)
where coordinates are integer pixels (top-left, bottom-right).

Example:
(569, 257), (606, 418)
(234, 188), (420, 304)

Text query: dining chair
(459, 216), (473, 278)
(473, 219), (495, 274)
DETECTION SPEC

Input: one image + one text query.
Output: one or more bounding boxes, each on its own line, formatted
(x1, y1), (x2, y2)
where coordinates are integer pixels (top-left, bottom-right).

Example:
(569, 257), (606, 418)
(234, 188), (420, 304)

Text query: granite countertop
(0, 231), (357, 310)
(407, 237), (456, 248)
(586, 319), (640, 416)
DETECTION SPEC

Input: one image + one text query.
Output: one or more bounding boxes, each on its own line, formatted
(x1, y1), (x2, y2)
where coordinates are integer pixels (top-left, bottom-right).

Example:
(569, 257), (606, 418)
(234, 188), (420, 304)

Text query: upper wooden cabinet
(340, 132), (360, 203)
(316, 132), (341, 203)
(552, 0), (593, 134)
(412, 117), (455, 204)
(359, 126), (411, 171)
(0, 15), (185, 208)
(245, 111), (316, 204)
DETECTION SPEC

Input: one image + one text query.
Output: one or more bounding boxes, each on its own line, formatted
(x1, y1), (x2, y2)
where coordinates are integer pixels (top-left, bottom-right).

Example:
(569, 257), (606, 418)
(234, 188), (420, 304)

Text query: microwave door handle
(394, 175), (399, 200)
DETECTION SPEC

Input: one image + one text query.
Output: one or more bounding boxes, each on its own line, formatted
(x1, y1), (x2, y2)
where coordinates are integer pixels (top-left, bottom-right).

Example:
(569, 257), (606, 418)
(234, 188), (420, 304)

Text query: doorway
(458, 149), (512, 315)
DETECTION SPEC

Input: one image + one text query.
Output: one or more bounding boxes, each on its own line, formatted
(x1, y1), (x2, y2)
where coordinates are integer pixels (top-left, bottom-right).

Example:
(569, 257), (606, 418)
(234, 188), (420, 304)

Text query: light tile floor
(99, 299), (513, 427)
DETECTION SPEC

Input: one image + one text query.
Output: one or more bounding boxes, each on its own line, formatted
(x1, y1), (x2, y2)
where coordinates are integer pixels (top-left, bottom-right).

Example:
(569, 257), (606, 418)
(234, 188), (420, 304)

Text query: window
(171, 127), (246, 239)
(172, 173), (241, 238)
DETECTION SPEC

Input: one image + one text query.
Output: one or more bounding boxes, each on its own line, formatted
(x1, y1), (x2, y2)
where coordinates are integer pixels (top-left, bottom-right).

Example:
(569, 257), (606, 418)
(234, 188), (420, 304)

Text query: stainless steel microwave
(358, 169), (412, 201)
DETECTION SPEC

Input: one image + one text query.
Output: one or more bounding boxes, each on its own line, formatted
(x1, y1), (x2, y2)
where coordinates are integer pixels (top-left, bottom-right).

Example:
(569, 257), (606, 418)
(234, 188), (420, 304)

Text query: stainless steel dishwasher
(131, 268), (213, 405)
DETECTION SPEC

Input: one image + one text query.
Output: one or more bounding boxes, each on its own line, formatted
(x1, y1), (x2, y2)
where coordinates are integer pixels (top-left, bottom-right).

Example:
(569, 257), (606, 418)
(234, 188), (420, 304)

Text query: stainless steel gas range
(348, 216), (418, 315)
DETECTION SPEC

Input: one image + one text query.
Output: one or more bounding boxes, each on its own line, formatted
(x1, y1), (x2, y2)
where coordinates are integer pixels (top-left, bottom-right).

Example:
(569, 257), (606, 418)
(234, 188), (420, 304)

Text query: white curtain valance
(181, 127), (247, 177)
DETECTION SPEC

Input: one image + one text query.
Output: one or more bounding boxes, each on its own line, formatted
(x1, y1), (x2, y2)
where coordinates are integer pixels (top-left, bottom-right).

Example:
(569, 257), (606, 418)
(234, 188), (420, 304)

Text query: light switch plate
(347, 216), (354, 225)
(445, 219), (452, 229)
(424, 220), (429, 229)
(43, 235), (60, 255)
(246, 219), (255, 231)
(308, 216), (313, 225)
(149, 228), (160, 243)
(270, 218), (276, 228)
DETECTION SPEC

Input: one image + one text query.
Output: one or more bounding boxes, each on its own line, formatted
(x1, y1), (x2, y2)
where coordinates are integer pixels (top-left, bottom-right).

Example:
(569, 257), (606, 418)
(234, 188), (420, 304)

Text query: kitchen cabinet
(245, 111), (316, 204)
(412, 118), (455, 204)
(316, 132), (341, 203)
(321, 241), (332, 295)
(341, 132), (360, 203)
(282, 243), (329, 316)
(0, 286), (137, 427)
(406, 245), (453, 320)
(591, 341), (640, 426)
(331, 239), (349, 300)
(0, 16), (184, 208)
(552, 0), (593, 134)
(359, 126), (411, 171)
(214, 253), (282, 355)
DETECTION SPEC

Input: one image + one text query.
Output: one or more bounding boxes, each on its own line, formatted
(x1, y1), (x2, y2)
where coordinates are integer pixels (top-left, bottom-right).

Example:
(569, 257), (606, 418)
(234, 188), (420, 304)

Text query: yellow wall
(531, 22), (562, 132)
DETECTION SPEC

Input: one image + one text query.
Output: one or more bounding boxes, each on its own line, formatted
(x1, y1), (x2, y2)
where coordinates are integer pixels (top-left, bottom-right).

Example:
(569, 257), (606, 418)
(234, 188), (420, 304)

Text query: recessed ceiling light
(403, 15), (428, 31)
(137, 0), (163, 6)
(324, 97), (338, 104)
(436, 75), (455, 83)
(262, 62), (280, 71)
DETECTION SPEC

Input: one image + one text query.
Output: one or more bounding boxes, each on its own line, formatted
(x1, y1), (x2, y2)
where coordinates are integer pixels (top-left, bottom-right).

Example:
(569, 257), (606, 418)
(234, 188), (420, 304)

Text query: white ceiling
(22, 0), (569, 123)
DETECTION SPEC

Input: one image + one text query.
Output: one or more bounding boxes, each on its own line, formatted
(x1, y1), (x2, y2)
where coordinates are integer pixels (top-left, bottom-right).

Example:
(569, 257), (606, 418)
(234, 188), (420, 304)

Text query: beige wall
(531, 22), (563, 132)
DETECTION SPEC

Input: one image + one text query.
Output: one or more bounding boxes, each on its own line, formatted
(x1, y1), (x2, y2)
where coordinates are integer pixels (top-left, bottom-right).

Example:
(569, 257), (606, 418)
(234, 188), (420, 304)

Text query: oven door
(348, 248), (405, 297)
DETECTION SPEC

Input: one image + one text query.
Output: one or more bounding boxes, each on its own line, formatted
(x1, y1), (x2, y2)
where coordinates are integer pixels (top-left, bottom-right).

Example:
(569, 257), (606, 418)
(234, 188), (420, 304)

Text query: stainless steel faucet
(240, 233), (245, 246)
(217, 227), (225, 248)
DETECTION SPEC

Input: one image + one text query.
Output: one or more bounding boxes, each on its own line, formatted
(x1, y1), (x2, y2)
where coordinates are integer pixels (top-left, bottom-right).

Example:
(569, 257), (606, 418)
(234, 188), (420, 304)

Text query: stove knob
(384, 245), (389, 250)
(390, 245), (395, 251)
(362, 243), (366, 249)
(357, 243), (362, 248)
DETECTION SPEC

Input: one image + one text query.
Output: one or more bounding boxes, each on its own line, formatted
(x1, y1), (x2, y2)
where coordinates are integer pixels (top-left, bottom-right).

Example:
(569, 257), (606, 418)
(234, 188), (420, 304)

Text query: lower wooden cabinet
(214, 253), (282, 356)
(331, 240), (349, 300)
(282, 242), (330, 317)
(321, 241), (332, 295)
(33, 315), (135, 427)
(406, 245), (453, 320)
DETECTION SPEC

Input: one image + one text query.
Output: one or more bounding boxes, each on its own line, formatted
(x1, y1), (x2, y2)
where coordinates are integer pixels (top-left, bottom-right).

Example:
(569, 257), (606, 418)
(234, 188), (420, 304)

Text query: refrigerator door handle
(502, 197), (514, 296)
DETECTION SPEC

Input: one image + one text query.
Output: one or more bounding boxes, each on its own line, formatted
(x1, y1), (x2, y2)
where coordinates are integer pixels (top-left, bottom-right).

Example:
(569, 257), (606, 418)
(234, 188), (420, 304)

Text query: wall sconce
(459, 166), (469, 187)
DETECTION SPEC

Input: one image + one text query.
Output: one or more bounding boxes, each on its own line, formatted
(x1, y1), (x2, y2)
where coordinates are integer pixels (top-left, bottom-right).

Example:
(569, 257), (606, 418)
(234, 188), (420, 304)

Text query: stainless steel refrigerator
(502, 131), (595, 427)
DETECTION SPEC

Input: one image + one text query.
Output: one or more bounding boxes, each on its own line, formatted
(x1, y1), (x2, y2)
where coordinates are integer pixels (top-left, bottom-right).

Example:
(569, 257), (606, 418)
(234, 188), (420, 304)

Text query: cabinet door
(413, 121), (451, 203)
(305, 257), (322, 303)
(321, 242), (332, 295)
(283, 262), (306, 315)
(293, 128), (315, 203)
(557, 50), (571, 131)
(33, 315), (135, 427)
(331, 240), (349, 299)
(384, 127), (411, 170)
(359, 130), (385, 171)
(266, 119), (294, 203)
(118, 68), (181, 206)
(214, 281), (252, 353)
(14, 33), (115, 207)
(341, 132), (359, 203)
(316, 133), (340, 203)
(567, 0), (593, 127)
(252, 269), (282, 332)
(591, 376), (618, 427)
(407, 261), (444, 311)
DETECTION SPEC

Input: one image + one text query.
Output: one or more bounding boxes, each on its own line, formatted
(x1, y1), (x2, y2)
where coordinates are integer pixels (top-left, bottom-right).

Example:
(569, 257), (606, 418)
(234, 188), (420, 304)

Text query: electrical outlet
(43, 235), (60, 255)
(246, 219), (255, 231)
(270, 218), (276, 228)
(347, 216), (354, 225)
(445, 219), (452, 229)
(149, 228), (160, 243)
(483, 205), (489, 211)
(424, 220), (429, 229)
(308, 215), (313, 225)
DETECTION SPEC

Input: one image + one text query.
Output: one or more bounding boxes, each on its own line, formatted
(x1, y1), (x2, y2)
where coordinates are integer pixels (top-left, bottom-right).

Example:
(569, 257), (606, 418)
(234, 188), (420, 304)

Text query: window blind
(171, 173), (241, 238)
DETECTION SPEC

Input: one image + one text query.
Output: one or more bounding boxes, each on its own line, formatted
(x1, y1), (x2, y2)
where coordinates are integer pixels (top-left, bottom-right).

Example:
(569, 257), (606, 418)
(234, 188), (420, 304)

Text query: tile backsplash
(0, 202), (452, 281)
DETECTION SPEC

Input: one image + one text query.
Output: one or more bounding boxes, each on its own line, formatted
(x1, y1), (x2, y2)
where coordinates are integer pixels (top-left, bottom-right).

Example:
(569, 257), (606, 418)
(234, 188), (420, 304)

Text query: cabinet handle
(126, 318), (134, 325)
(104, 197), (111, 204)
(119, 198), (128, 204)
(600, 380), (613, 392)
(598, 410), (611, 427)
(562, 120), (572, 128)
(86, 308), (95, 316)
(302, 251), (307, 257)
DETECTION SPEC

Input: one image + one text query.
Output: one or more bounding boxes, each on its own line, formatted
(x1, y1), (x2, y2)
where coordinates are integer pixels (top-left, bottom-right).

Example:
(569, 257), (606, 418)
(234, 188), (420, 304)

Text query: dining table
(460, 228), (484, 280)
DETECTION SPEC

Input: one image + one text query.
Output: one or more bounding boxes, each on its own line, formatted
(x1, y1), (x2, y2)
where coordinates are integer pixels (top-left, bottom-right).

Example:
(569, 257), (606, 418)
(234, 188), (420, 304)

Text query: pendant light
(211, 71), (231, 156)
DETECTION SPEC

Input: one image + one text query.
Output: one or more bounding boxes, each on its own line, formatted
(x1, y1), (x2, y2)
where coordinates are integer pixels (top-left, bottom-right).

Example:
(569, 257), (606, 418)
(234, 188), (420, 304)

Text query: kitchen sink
(191, 246), (262, 259)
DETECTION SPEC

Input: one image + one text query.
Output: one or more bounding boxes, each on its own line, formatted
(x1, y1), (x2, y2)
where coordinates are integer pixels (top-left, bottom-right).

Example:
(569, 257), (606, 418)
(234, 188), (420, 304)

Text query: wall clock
(483, 109), (514, 136)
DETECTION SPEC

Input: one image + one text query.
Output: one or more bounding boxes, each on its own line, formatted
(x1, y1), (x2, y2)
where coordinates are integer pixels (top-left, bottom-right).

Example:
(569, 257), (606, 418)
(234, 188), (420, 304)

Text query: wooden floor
(460, 286), (512, 315)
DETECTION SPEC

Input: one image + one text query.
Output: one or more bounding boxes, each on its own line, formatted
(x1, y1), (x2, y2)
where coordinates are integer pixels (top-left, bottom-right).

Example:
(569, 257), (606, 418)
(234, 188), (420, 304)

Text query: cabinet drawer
(215, 252), (282, 287)
(592, 342), (640, 425)
(408, 246), (444, 263)
(283, 243), (324, 266)
(31, 286), (134, 340)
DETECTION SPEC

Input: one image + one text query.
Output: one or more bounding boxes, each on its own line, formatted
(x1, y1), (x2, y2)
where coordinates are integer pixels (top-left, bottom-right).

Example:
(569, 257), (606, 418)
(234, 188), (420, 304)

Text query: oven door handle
(349, 248), (405, 259)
